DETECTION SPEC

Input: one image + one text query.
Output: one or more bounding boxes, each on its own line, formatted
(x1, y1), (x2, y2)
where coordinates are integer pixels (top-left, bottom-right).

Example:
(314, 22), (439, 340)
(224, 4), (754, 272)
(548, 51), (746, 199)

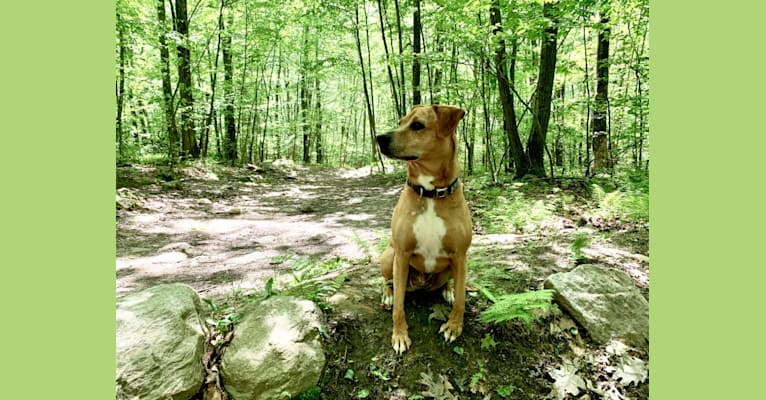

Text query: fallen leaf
(428, 304), (450, 322)
(614, 356), (648, 386)
(419, 371), (458, 400)
(549, 360), (586, 400)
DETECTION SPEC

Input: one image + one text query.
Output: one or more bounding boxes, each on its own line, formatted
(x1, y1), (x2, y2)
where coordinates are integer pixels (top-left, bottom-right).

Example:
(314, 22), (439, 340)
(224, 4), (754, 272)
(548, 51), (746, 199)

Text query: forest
(116, 0), (650, 399)
(115, 0), (648, 177)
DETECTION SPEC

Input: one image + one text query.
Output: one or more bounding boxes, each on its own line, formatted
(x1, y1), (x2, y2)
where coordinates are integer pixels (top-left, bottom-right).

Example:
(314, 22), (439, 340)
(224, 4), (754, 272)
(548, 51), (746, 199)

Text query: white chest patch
(412, 199), (446, 273)
(416, 175), (436, 190)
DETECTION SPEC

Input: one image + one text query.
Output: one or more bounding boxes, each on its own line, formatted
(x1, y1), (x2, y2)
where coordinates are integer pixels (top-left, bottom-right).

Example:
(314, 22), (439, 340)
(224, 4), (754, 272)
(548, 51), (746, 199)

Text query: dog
(376, 104), (472, 354)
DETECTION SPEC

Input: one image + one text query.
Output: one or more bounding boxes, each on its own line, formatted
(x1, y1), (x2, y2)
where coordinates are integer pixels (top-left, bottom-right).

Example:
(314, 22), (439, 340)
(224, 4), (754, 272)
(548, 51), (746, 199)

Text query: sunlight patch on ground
(337, 166), (374, 179)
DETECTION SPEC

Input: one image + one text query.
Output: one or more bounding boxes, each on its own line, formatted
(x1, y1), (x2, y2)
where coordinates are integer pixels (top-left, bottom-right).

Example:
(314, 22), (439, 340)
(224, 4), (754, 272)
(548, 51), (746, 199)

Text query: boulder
(116, 284), (206, 400)
(544, 265), (649, 348)
(221, 296), (325, 400)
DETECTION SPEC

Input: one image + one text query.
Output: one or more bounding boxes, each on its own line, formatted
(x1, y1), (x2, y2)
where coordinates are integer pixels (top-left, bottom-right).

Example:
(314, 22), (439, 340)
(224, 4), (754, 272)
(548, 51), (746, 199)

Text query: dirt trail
(116, 163), (649, 399)
(117, 163), (404, 298)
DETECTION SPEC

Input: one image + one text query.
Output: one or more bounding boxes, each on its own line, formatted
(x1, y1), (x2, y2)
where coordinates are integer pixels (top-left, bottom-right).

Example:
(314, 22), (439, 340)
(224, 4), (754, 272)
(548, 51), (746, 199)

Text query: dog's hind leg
(380, 243), (394, 309)
(426, 269), (455, 305)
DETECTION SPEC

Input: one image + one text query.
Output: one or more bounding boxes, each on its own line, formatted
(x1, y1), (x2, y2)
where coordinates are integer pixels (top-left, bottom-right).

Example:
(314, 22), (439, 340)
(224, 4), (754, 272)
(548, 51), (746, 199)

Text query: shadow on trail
(116, 165), (402, 298)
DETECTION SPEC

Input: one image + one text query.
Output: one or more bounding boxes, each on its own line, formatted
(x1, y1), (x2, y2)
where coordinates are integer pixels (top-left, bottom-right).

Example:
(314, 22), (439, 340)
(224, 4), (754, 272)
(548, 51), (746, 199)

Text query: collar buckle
(435, 187), (448, 198)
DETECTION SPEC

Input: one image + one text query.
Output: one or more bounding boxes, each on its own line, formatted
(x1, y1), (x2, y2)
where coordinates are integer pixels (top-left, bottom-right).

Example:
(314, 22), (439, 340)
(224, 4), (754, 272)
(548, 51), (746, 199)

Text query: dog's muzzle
(376, 132), (417, 161)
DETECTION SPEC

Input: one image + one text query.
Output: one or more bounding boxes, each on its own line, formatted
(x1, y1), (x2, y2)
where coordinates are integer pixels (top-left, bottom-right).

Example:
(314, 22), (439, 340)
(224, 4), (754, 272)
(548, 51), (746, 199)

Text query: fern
(480, 289), (555, 325)
(570, 232), (589, 262)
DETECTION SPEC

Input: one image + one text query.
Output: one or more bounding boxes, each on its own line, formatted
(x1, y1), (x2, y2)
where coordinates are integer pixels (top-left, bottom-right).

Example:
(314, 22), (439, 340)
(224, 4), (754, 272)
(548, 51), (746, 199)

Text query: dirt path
(117, 163), (402, 298)
(116, 163), (649, 399)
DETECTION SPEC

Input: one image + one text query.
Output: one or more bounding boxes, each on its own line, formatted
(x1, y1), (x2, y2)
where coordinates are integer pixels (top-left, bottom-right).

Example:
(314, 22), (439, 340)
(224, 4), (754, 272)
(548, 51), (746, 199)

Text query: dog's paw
(442, 285), (455, 305)
(391, 331), (412, 354)
(381, 286), (393, 310)
(439, 319), (463, 343)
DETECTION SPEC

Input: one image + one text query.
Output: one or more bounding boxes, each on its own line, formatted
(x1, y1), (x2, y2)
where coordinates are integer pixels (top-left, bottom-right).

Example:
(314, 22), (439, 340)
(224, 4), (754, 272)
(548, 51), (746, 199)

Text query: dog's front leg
(391, 250), (412, 354)
(440, 255), (466, 342)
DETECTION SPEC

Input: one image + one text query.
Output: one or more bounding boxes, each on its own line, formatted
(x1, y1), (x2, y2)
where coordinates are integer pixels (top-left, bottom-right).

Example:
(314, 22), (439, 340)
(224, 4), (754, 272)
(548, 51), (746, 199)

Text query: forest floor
(116, 160), (649, 400)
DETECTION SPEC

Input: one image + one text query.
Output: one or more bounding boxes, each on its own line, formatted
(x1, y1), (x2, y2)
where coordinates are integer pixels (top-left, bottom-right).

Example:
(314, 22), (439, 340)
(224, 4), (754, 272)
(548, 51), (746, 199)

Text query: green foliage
(480, 289), (555, 325)
(343, 368), (355, 380)
(480, 333), (497, 350)
(291, 386), (321, 400)
(202, 298), (241, 336)
(496, 384), (515, 398)
(469, 363), (488, 394)
(471, 178), (556, 233)
(452, 346), (464, 356)
(369, 361), (391, 382)
(356, 389), (370, 399)
(591, 181), (649, 223)
(262, 255), (349, 308)
(569, 231), (589, 263)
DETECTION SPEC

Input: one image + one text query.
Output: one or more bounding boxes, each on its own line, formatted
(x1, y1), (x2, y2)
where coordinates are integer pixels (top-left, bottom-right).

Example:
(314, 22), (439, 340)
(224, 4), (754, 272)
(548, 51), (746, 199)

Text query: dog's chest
(412, 198), (446, 273)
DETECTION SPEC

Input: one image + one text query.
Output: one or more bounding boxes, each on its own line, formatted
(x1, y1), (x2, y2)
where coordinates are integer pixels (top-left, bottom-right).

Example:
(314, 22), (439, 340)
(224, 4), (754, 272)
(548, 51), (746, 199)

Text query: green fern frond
(480, 289), (555, 325)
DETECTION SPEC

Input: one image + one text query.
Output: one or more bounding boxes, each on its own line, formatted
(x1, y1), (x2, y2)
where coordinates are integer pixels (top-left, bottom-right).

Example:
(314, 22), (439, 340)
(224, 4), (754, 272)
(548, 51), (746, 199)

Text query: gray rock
(544, 265), (648, 348)
(221, 296), (325, 400)
(116, 284), (206, 400)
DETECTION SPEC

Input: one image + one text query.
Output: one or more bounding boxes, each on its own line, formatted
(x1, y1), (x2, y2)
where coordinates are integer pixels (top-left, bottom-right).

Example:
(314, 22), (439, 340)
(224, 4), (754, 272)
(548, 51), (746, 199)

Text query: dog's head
(376, 105), (466, 162)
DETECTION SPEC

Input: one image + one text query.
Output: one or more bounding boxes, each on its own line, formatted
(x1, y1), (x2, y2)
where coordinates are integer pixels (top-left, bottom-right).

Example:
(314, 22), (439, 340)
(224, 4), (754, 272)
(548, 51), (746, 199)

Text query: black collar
(406, 178), (460, 199)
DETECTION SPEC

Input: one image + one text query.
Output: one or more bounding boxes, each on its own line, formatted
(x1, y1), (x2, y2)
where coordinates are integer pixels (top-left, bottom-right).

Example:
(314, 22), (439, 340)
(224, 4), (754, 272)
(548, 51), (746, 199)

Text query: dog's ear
(432, 105), (466, 136)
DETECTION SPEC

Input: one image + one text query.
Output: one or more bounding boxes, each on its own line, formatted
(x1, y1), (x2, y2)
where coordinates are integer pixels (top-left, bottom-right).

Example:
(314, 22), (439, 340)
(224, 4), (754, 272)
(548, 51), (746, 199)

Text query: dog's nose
(376, 133), (391, 148)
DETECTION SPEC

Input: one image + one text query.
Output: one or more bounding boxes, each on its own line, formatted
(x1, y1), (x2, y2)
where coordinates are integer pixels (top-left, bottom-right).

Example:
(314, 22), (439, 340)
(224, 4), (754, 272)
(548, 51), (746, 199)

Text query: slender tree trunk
(354, 3), (383, 171)
(394, 0), (406, 113)
(157, 0), (179, 161)
(490, 0), (527, 178)
(377, 0), (400, 118)
(526, 1), (559, 177)
(300, 25), (311, 164)
(200, 0), (224, 159)
(582, 18), (592, 176)
(222, 6), (236, 164)
(175, 0), (199, 158)
(314, 76), (323, 164)
(116, 13), (126, 159)
(591, 6), (610, 173)
(412, 0), (422, 105)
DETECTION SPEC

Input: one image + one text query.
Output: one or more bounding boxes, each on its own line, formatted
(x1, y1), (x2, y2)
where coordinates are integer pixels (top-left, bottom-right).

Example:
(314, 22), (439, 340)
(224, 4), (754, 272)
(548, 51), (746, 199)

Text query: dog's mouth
(376, 134), (418, 161)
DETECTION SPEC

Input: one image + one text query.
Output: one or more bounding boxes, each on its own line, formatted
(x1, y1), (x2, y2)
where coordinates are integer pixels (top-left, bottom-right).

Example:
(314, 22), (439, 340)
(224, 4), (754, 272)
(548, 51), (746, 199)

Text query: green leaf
(496, 384), (515, 398)
(356, 389), (370, 398)
(452, 346), (464, 356)
(480, 334), (497, 350)
(344, 368), (354, 380)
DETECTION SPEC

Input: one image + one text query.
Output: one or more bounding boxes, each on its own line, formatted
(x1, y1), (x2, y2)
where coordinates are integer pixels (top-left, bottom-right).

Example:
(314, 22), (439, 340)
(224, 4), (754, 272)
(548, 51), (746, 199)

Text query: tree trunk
(592, 7), (610, 173)
(222, 5), (236, 164)
(200, 0), (224, 160)
(300, 25), (311, 164)
(174, 0), (198, 159)
(314, 76), (323, 164)
(394, 0), (406, 113)
(156, 0), (179, 161)
(116, 13), (126, 159)
(490, 0), (527, 178)
(377, 0), (400, 118)
(412, 0), (422, 105)
(354, 3), (383, 171)
(526, 1), (559, 177)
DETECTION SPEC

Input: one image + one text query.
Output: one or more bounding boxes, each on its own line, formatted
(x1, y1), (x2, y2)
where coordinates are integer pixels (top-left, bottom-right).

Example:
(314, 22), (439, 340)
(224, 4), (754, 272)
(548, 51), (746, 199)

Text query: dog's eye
(410, 121), (425, 131)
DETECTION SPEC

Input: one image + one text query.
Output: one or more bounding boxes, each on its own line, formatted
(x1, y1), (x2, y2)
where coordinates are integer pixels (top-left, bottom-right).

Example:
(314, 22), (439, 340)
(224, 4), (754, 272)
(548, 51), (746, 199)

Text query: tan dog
(376, 104), (472, 354)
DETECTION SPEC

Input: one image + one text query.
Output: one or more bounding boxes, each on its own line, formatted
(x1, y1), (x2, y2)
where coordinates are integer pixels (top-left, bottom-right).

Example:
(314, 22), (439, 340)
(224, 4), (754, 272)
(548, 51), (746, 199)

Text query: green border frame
(4, 1), (764, 398)
(2, 1), (115, 399)
(650, 1), (765, 398)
